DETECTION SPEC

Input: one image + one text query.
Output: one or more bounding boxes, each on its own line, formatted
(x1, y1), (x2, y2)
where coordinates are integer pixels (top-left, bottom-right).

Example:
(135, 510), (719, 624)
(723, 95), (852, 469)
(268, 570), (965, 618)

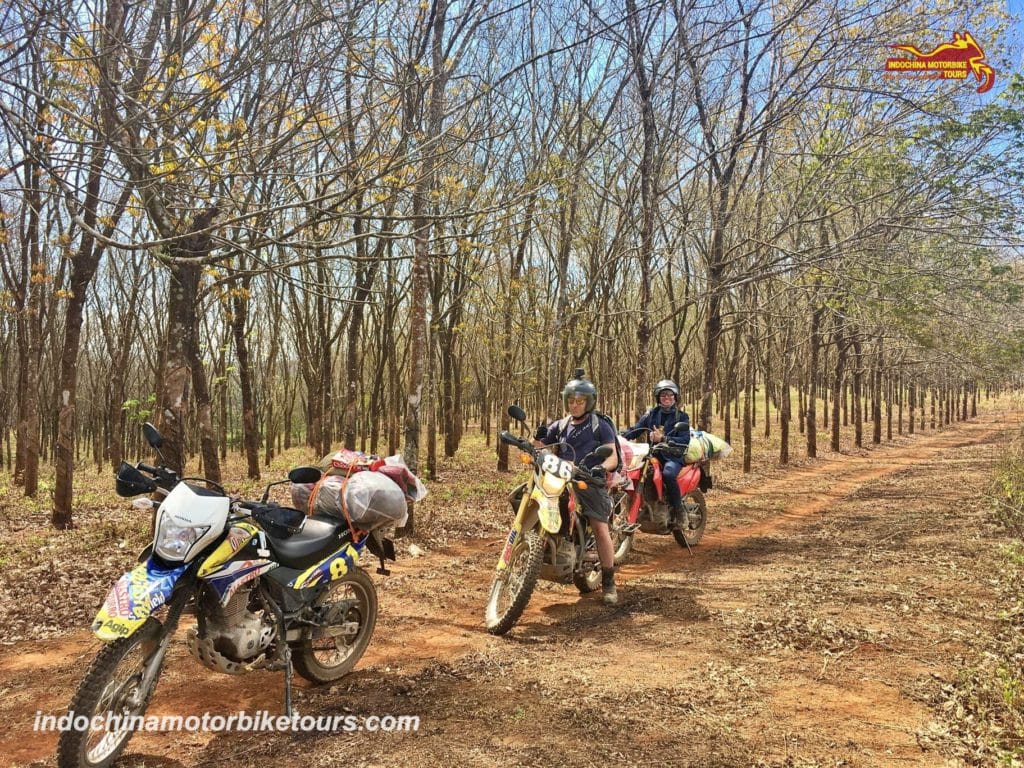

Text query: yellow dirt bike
(484, 406), (614, 635)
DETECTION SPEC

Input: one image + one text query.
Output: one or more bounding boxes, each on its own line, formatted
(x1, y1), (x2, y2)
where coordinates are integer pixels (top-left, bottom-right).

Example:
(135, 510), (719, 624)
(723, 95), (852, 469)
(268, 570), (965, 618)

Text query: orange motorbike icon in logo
(886, 31), (995, 94)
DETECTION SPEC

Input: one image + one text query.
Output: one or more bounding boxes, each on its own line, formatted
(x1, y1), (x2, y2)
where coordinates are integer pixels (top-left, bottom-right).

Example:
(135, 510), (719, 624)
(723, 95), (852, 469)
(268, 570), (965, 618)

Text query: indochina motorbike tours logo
(884, 31), (995, 94)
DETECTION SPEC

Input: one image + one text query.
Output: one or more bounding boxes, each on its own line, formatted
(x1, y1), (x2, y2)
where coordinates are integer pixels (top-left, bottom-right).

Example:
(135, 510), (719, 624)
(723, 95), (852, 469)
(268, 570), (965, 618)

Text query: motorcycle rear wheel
(572, 522), (604, 594)
(293, 567), (378, 684)
(484, 529), (544, 635)
(609, 495), (634, 564)
(672, 490), (707, 548)
(57, 618), (162, 768)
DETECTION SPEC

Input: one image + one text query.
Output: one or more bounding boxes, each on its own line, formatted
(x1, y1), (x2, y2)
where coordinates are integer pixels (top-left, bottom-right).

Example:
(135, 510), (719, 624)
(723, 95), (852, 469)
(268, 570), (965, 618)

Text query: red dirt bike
(610, 431), (708, 560)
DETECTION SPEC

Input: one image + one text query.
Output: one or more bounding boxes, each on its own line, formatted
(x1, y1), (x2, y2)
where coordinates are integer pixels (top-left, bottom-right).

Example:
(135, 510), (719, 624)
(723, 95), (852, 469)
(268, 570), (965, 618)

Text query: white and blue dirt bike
(58, 423), (395, 768)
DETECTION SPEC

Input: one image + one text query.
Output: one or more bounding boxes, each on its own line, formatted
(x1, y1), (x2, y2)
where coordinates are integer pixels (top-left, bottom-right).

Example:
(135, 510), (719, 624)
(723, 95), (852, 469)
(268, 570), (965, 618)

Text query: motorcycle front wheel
(484, 529), (544, 635)
(57, 618), (162, 768)
(673, 489), (708, 548)
(293, 567), (378, 684)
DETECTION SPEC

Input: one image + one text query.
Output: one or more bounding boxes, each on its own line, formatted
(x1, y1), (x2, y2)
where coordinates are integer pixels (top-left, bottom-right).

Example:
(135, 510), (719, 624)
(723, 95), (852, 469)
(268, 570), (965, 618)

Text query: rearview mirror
(142, 422), (163, 449)
(288, 466), (322, 485)
(592, 445), (613, 461)
(508, 405), (527, 424)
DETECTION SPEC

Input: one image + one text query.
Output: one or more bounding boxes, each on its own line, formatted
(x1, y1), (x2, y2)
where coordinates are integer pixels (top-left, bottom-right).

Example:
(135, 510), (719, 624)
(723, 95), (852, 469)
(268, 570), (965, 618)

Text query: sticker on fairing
(92, 561), (186, 641)
(202, 559), (278, 604)
(197, 522), (260, 578)
(289, 541), (363, 589)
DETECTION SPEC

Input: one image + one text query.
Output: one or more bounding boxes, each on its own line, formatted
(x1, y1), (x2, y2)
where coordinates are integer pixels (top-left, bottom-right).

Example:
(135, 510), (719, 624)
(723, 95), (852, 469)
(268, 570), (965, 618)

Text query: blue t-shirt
(540, 413), (617, 469)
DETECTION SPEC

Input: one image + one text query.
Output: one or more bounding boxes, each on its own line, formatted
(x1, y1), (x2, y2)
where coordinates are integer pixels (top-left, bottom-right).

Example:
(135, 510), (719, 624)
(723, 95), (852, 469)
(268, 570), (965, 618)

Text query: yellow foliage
(196, 72), (222, 93)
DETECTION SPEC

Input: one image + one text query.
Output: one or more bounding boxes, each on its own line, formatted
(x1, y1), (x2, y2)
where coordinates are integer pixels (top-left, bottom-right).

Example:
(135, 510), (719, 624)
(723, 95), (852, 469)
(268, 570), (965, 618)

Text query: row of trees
(1, 0), (1022, 530)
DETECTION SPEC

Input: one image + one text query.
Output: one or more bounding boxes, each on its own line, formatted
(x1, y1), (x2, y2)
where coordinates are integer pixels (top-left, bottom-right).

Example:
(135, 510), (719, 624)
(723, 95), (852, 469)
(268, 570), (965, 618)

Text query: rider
(621, 379), (693, 530)
(534, 370), (621, 606)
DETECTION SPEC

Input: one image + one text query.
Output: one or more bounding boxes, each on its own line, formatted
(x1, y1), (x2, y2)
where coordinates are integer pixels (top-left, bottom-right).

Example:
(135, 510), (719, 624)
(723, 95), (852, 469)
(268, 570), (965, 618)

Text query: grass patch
(927, 429), (1024, 764)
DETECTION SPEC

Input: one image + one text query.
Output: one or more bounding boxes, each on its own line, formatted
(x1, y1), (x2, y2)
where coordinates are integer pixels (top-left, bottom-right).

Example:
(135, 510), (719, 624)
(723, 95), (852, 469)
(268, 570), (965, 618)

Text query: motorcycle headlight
(154, 520), (210, 561)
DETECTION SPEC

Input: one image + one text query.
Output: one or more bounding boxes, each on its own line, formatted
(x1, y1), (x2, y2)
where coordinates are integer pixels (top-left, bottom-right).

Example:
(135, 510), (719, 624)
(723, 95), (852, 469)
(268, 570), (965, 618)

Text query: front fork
(133, 575), (194, 706)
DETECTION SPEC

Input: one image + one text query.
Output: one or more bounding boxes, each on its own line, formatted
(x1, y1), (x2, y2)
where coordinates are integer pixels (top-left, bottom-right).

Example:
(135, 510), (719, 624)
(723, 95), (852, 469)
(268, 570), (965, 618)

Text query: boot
(601, 567), (618, 605)
(668, 505), (684, 531)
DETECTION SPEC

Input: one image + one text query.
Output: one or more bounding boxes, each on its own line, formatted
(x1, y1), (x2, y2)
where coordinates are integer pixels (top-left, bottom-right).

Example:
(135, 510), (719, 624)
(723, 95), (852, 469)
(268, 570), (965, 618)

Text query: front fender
(92, 559), (187, 641)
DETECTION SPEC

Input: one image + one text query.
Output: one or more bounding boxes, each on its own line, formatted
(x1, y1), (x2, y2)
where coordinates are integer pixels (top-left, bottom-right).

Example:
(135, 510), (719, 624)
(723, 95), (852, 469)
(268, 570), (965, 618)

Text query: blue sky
(1007, 0), (1024, 68)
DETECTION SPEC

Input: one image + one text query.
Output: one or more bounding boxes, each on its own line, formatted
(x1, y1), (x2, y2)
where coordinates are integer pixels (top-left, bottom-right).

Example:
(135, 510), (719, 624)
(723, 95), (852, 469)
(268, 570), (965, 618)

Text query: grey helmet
(652, 379), (679, 405)
(562, 368), (598, 412)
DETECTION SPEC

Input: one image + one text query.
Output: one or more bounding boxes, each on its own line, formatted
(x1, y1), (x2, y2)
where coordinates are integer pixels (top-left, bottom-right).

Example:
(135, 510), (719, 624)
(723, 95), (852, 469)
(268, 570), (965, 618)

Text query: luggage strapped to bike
(308, 466), (366, 543)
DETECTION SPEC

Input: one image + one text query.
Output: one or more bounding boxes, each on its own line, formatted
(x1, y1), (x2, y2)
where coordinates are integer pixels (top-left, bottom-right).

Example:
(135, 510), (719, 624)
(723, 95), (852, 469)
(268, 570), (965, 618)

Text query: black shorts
(574, 483), (611, 524)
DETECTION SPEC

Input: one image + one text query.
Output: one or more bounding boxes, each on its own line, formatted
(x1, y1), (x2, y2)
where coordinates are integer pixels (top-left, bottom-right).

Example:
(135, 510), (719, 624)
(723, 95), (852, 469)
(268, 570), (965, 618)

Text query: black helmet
(652, 379), (679, 404)
(562, 368), (597, 412)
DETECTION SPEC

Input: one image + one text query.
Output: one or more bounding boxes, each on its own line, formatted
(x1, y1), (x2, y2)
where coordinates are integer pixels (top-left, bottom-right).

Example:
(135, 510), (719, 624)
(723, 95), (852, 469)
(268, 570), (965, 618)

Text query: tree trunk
(830, 314), (846, 453)
(807, 304), (823, 458)
(231, 277), (260, 479)
(852, 337), (863, 449)
(53, 149), (113, 527)
(871, 337), (882, 444)
(400, 1), (448, 535)
(626, 0), (657, 418)
(743, 338), (753, 473)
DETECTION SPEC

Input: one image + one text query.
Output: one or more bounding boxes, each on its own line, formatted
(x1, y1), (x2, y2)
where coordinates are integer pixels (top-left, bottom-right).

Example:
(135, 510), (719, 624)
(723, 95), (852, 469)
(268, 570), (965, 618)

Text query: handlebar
(500, 430), (608, 486)
(499, 430), (535, 455)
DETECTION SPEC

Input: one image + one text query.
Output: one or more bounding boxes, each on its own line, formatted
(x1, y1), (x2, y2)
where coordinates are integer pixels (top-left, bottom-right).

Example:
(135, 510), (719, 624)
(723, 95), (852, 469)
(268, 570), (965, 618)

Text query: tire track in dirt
(622, 414), (1012, 579)
(1, 412), (1016, 766)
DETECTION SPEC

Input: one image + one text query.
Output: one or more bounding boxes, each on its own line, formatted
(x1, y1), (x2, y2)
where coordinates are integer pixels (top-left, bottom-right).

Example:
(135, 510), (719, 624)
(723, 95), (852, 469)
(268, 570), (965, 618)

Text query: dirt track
(1, 410), (1019, 767)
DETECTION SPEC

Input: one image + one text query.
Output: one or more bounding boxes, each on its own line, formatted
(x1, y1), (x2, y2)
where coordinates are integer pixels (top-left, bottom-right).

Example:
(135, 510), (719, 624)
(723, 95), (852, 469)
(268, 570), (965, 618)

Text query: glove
(589, 467), (607, 486)
(534, 423), (549, 441)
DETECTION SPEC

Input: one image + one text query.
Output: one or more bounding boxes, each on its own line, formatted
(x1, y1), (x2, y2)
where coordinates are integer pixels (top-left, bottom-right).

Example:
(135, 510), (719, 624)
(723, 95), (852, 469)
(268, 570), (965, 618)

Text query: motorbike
(484, 406), (616, 635)
(610, 426), (709, 559)
(59, 422), (395, 768)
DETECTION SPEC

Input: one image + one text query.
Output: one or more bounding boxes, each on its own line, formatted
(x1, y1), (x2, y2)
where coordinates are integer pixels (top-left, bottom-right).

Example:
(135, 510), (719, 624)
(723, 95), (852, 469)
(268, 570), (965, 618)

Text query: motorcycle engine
(186, 583), (276, 675)
(638, 502), (671, 534)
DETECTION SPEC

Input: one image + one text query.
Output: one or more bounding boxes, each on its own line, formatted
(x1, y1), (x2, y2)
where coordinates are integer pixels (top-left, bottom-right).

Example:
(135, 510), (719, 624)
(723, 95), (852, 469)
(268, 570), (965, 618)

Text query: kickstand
(682, 535), (693, 556)
(282, 645), (294, 718)
(260, 583), (295, 717)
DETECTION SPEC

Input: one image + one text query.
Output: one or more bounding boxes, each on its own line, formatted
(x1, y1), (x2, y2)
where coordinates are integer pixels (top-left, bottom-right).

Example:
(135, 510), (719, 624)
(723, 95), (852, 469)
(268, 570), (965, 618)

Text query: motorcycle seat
(265, 514), (351, 570)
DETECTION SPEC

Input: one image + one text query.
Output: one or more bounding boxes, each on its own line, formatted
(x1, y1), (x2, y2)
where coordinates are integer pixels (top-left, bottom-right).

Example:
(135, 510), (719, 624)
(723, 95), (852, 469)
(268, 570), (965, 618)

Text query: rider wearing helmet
(621, 379), (693, 530)
(534, 369), (621, 605)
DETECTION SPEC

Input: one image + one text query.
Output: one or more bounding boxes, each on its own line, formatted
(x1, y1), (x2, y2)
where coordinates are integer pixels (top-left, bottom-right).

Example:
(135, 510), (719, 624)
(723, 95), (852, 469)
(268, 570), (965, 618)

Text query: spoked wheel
(58, 619), (162, 768)
(485, 529), (544, 635)
(609, 494), (634, 565)
(673, 490), (708, 548)
(572, 525), (602, 594)
(293, 567), (378, 683)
